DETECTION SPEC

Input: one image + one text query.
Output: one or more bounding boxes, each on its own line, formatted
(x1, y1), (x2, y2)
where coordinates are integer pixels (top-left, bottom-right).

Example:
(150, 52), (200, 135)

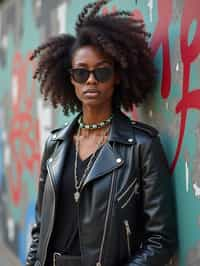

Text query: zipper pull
(124, 220), (131, 235)
(53, 252), (61, 266)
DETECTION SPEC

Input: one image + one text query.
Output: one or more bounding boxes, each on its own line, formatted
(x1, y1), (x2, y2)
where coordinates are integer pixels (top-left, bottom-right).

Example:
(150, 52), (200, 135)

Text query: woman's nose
(86, 72), (98, 84)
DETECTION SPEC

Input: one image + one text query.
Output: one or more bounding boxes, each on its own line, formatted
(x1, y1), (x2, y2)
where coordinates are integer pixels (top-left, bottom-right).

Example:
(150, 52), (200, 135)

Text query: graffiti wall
(0, 0), (199, 265)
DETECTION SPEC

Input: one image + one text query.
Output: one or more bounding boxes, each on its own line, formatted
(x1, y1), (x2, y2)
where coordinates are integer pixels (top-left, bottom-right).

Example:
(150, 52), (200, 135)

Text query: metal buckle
(53, 252), (61, 266)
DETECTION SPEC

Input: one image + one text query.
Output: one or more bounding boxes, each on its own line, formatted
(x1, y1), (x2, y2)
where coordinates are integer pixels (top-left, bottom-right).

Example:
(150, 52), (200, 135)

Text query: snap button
(116, 158), (122, 163)
(64, 122), (68, 126)
(128, 138), (133, 143)
(49, 158), (53, 163)
(52, 134), (57, 140)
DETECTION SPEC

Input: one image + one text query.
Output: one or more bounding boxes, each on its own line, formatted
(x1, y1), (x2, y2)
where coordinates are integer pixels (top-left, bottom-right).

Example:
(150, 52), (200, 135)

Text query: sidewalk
(0, 241), (21, 266)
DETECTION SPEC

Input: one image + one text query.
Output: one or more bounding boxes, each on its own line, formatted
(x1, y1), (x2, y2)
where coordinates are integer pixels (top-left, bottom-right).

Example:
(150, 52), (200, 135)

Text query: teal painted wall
(0, 0), (200, 265)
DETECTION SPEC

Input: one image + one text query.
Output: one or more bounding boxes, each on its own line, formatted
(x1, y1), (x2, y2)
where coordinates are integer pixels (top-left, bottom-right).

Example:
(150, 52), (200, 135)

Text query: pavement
(0, 241), (21, 266)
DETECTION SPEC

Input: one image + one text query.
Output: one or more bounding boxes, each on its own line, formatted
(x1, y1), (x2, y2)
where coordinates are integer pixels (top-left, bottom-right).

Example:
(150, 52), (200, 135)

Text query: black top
(45, 139), (101, 265)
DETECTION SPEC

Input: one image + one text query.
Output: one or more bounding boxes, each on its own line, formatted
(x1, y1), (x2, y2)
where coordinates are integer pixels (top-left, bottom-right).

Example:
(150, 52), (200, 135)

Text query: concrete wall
(0, 0), (200, 265)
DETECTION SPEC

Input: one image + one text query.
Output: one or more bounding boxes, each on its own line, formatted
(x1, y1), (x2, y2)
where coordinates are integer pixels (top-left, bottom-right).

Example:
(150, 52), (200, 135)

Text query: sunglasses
(69, 66), (114, 84)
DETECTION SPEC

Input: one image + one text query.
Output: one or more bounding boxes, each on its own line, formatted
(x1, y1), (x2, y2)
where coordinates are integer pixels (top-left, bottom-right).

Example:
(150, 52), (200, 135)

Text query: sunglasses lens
(70, 67), (114, 83)
(95, 67), (113, 82)
(71, 69), (89, 83)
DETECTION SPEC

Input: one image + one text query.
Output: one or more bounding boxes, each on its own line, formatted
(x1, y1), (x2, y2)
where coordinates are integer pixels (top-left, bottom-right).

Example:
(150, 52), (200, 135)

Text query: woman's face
(71, 45), (119, 109)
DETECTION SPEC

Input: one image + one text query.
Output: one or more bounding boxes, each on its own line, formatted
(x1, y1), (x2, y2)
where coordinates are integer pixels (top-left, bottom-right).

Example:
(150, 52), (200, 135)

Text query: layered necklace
(78, 114), (113, 129)
(74, 115), (112, 203)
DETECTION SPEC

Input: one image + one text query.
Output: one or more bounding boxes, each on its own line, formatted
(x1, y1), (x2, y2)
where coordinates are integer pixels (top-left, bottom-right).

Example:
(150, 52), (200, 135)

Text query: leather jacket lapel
(47, 140), (69, 191)
(46, 111), (136, 193)
(82, 142), (124, 189)
(46, 115), (78, 192)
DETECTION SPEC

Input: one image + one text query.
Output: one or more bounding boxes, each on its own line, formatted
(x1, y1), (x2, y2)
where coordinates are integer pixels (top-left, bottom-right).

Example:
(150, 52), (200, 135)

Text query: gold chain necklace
(74, 126), (110, 203)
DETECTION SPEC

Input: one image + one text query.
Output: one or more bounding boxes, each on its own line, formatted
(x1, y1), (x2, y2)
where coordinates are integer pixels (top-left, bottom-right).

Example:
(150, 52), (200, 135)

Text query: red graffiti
(172, 0), (200, 172)
(8, 52), (40, 206)
(150, 0), (173, 99)
(150, 0), (200, 172)
(105, 0), (200, 172)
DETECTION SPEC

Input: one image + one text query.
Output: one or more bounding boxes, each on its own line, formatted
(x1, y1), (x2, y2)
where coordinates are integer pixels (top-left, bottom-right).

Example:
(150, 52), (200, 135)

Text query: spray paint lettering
(150, 0), (200, 172)
(8, 52), (40, 206)
(105, 0), (200, 173)
(174, 0), (200, 172)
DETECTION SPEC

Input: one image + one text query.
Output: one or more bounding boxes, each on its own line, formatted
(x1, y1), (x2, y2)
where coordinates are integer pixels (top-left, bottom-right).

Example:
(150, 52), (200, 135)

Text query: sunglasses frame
(69, 66), (114, 84)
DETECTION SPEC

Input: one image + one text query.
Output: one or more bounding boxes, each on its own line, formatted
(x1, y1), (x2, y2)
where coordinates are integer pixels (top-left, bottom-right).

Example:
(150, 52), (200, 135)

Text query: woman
(26, 1), (177, 266)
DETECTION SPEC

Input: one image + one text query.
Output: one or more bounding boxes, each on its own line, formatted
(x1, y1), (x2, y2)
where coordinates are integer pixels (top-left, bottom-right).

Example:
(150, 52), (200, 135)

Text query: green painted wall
(0, 0), (200, 265)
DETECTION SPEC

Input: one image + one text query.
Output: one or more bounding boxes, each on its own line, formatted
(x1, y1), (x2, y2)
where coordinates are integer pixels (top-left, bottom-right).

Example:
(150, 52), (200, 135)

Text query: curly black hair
(30, 0), (156, 115)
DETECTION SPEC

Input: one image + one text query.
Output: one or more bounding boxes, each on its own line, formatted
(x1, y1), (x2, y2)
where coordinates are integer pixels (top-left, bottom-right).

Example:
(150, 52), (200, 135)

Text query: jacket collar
(48, 111), (136, 191)
(53, 111), (136, 145)
(108, 111), (136, 145)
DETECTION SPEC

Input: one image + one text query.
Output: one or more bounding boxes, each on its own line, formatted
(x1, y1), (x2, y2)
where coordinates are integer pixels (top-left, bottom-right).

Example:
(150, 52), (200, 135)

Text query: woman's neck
(82, 105), (112, 124)
(79, 105), (112, 137)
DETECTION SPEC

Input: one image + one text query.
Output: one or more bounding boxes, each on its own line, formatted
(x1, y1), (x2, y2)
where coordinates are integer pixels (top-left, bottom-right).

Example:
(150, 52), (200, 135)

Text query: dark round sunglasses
(69, 66), (114, 84)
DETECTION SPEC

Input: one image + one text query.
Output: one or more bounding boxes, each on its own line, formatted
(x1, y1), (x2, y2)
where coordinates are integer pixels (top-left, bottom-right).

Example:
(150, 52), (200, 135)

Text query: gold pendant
(74, 191), (80, 203)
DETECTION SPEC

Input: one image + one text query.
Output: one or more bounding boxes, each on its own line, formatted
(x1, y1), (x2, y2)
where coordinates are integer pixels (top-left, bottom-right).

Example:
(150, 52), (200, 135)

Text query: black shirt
(45, 139), (101, 265)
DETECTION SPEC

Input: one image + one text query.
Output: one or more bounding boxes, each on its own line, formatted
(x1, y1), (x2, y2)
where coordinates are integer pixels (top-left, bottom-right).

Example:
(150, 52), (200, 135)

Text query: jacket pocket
(117, 178), (139, 208)
(124, 220), (132, 257)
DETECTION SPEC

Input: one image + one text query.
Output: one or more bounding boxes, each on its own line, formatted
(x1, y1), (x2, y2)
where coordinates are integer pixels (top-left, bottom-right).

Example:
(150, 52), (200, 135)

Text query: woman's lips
(83, 89), (100, 97)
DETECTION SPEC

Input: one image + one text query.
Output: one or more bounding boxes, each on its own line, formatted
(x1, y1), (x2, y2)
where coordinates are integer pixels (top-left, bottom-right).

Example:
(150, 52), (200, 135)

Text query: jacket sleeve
(26, 135), (51, 266)
(125, 136), (177, 266)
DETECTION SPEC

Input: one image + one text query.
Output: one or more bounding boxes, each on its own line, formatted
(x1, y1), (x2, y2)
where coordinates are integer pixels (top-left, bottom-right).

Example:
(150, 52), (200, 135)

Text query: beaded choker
(78, 114), (113, 129)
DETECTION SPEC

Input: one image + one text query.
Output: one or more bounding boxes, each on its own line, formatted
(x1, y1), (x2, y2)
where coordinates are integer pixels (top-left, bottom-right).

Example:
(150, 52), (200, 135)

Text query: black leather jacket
(26, 111), (177, 266)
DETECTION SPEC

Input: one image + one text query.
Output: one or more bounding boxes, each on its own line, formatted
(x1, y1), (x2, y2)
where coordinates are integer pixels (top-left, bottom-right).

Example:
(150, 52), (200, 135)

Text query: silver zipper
(77, 146), (112, 266)
(76, 147), (107, 265)
(53, 252), (61, 266)
(77, 153), (116, 266)
(41, 164), (56, 266)
(96, 167), (116, 266)
(124, 220), (131, 257)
